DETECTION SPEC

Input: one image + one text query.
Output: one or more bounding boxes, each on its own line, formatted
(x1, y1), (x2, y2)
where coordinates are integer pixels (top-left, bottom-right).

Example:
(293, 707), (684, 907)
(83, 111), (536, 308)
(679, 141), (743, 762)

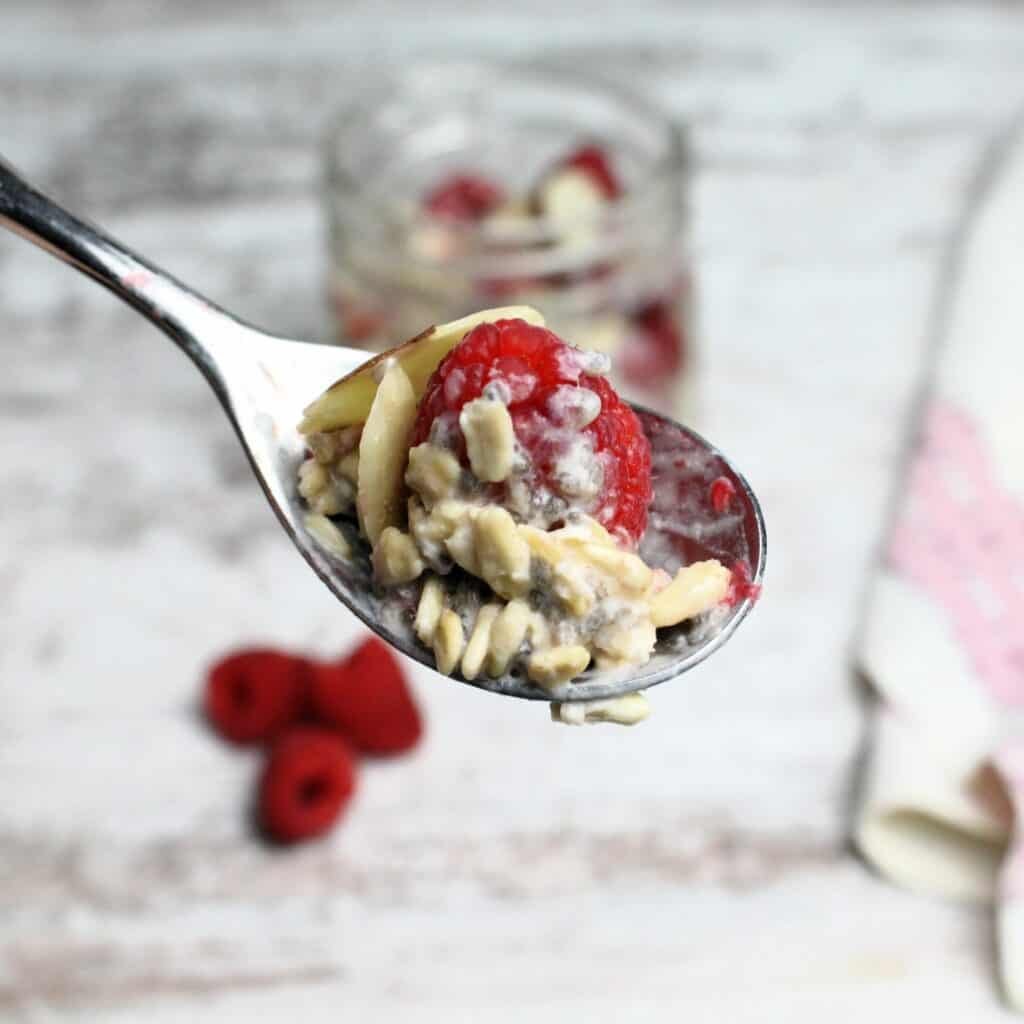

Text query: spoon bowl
(0, 157), (764, 700)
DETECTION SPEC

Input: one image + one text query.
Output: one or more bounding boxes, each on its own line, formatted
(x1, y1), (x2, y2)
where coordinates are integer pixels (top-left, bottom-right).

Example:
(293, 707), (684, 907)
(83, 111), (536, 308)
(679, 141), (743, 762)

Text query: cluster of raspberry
(203, 637), (421, 842)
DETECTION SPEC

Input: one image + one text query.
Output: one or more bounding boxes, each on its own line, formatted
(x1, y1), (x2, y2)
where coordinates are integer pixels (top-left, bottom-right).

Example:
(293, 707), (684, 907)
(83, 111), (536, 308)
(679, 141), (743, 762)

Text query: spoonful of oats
(0, 157), (764, 719)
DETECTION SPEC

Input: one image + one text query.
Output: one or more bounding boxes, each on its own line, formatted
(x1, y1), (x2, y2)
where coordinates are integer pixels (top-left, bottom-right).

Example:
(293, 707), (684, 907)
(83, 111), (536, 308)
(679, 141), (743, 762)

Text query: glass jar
(323, 61), (695, 422)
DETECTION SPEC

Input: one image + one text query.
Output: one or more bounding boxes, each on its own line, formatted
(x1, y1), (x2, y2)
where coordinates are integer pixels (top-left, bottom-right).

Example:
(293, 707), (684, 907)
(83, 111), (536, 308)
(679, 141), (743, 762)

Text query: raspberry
(562, 144), (621, 199)
(411, 319), (652, 546)
(726, 560), (762, 607)
(621, 301), (685, 387)
(204, 649), (310, 745)
(258, 727), (357, 843)
(424, 173), (504, 221)
(710, 476), (736, 514)
(310, 637), (422, 757)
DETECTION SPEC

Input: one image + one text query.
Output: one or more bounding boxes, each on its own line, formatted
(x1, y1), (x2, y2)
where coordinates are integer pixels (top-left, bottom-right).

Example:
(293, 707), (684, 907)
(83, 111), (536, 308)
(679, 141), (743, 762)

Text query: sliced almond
(536, 168), (606, 247)
(372, 527), (425, 586)
(648, 559), (731, 628)
(518, 524), (564, 564)
(356, 363), (417, 547)
(593, 616), (656, 668)
(486, 600), (531, 677)
(433, 609), (465, 676)
(527, 645), (591, 690)
(406, 443), (462, 505)
(414, 576), (446, 645)
(552, 516), (617, 548)
(539, 168), (605, 219)
(581, 544), (653, 594)
(459, 398), (515, 483)
(461, 603), (502, 681)
(304, 513), (351, 560)
(551, 692), (650, 726)
(299, 305), (544, 434)
(473, 507), (531, 600)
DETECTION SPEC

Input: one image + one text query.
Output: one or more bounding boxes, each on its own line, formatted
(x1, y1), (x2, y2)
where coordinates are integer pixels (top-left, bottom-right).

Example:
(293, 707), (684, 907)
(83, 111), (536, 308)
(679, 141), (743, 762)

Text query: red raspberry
(424, 173), (504, 221)
(621, 301), (685, 387)
(204, 649), (310, 745)
(258, 727), (357, 843)
(726, 560), (762, 607)
(310, 637), (422, 757)
(411, 319), (652, 546)
(562, 144), (621, 199)
(710, 476), (736, 514)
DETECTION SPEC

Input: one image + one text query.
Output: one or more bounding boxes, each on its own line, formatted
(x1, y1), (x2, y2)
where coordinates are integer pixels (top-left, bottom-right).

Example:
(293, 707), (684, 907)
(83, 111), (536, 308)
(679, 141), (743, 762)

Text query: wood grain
(3, 2), (1024, 1019)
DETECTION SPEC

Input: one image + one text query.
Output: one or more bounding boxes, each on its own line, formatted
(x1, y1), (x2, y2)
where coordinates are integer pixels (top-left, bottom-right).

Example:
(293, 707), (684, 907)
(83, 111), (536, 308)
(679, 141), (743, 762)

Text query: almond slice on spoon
(299, 305), (545, 434)
(356, 362), (418, 548)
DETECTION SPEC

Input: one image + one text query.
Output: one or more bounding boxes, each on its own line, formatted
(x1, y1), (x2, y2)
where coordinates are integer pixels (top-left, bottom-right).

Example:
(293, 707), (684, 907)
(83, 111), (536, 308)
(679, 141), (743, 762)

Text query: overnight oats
(297, 308), (757, 726)
(325, 62), (694, 422)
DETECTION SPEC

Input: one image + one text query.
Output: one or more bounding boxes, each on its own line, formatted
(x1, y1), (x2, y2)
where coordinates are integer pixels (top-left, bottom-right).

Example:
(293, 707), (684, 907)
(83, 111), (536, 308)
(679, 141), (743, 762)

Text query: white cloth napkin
(856, 120), (1024, 1010)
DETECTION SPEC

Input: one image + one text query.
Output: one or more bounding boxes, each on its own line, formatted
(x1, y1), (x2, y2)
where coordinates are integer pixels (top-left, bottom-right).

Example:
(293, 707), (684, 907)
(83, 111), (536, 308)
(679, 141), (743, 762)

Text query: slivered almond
(433, 610), (465, 676)
(527, 645), (591, 690)
(299, 306), (544, 434)
(648, 560), (731, 628)
(356, 363), (417, 547)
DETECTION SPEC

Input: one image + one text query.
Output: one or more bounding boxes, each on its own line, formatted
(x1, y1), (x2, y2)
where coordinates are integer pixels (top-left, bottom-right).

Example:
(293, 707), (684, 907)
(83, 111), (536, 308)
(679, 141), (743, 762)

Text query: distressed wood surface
(3, 2), (1024, 1020)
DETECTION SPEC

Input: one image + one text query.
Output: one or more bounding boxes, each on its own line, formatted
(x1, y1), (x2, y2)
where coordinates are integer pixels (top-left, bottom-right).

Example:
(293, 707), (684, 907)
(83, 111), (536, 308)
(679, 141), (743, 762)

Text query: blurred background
(3, 1), (1024, 1020)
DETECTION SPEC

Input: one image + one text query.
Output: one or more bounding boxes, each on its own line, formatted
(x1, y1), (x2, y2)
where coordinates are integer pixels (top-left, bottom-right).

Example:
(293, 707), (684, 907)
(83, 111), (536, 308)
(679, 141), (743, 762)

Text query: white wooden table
(3, 2), (1024, 1019)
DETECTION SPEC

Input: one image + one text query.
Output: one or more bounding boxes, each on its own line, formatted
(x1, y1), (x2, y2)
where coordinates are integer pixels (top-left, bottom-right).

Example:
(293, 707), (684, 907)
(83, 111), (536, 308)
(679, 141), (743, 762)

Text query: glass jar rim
(323, 58), (686, 253)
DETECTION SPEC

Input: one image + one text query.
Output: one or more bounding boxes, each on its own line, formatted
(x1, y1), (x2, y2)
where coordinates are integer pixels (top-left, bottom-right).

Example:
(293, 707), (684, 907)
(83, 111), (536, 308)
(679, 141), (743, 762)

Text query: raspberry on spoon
(411, 318), (652, 546)
(726, 560), (762, 607)
(710, 476), (737, 514)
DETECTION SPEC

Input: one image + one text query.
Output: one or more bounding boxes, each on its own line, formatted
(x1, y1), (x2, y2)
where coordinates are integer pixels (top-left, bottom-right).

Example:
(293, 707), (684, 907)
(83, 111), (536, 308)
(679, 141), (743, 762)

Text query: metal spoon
(0, 157), (765, 702)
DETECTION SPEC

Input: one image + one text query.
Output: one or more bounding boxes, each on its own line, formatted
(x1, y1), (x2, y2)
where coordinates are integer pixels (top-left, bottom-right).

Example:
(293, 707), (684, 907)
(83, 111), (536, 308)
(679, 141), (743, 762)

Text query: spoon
(0, 157), (765, 702)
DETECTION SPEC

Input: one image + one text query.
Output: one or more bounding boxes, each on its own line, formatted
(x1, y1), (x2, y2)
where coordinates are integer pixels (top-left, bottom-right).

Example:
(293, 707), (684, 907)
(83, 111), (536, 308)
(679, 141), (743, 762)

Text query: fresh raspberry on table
(424, 173), (505, 221)
(204, 649), (310, 745)
(561, 143), (622, 199)
(412, 318), (653, 546)
(310, 637), (422, 757)
(258, 727), (358, 843)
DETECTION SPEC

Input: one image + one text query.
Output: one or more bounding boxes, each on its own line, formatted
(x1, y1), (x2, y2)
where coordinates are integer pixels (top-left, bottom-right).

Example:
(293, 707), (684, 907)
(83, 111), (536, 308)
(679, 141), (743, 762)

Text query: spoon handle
(0, 154), (248, 371)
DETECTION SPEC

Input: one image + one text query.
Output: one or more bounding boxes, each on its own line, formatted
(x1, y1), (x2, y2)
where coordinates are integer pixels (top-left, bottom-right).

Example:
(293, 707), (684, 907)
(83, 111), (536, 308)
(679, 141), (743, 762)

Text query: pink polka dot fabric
(887, 402), (1024, 706)
(856, 121), (1024, 1013)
